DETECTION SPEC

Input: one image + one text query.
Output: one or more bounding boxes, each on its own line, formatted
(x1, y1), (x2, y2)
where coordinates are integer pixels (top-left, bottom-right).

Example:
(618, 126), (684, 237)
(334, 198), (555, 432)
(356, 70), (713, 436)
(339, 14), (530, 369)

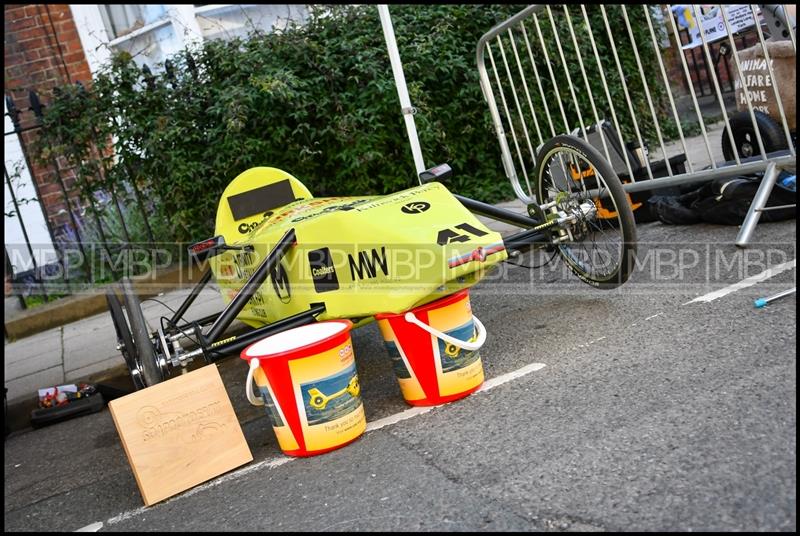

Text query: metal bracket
(401, 106), (417, 115)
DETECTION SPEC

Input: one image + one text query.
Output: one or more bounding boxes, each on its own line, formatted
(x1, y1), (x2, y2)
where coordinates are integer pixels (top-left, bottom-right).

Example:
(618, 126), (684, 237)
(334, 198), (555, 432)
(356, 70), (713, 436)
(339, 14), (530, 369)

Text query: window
(99, 5), (167, 39)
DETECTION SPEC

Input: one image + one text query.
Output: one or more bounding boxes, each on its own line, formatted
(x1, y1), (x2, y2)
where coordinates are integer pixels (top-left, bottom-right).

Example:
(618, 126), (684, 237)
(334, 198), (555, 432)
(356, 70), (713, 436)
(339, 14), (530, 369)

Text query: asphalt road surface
(4, 219), (796, 532)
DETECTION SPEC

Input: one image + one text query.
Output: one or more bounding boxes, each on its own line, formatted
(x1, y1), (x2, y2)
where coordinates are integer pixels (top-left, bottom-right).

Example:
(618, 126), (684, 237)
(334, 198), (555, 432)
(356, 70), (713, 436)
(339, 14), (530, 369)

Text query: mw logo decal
(348, 247), (389, 280)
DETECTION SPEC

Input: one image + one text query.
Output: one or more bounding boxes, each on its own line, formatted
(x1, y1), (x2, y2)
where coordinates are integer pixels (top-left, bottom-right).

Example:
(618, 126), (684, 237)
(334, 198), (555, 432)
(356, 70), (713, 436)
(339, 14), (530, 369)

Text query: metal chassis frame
(156, 198), (550, 367)
(157, 228), (327, 365)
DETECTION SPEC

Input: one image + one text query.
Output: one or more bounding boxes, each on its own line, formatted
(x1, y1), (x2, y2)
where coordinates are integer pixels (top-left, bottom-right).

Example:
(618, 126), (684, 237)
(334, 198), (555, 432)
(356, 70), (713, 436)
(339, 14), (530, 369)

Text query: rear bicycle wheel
(534, 135), (637, 289)
(106, 289), (146, 390)
(121, 278), (167, 387)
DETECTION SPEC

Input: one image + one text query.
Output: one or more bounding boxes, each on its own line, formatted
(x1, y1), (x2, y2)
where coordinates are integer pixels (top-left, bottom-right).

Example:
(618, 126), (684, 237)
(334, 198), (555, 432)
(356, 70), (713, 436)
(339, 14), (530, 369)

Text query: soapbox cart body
(108, 136), (638, 389)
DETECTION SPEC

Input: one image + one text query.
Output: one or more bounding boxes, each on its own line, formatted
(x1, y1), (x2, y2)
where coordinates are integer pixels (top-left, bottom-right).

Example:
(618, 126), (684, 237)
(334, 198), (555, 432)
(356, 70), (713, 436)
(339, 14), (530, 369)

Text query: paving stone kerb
(5, 263), (209, 341)
(4, 285), (228, 403)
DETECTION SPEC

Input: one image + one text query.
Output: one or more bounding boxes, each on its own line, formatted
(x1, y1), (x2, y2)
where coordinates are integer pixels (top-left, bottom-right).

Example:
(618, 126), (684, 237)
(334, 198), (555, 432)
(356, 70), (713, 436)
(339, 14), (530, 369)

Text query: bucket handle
(245, 358), (265, 407)
(403, 312), (487, 352)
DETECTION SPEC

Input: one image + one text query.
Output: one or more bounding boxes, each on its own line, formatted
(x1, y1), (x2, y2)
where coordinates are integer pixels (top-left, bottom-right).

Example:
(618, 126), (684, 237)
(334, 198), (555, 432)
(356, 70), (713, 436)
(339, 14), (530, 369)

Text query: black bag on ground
(649, 172), (796, 225)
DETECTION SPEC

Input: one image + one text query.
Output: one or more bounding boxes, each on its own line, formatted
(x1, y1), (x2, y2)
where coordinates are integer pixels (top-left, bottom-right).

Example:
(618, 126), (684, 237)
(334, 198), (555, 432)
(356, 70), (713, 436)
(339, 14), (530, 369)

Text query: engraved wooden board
(108, 365), (253, 506)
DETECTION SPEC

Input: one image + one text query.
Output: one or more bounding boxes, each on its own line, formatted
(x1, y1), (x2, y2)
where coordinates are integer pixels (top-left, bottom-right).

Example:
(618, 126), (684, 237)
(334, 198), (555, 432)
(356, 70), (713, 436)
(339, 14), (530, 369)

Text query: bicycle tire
(106, 289), (146, 390)
(121, 278), (165, 387)
(534, 135), (637, 289)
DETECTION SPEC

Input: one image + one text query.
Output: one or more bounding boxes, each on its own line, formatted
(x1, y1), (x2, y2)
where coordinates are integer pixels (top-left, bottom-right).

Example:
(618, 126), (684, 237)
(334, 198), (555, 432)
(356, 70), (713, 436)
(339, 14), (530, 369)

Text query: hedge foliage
(36, 4), (673, 243)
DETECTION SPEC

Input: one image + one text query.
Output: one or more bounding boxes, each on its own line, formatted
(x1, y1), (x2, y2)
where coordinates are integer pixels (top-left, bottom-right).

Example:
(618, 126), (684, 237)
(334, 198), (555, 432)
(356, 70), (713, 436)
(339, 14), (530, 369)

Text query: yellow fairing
(215, 167), (313, 245)
(210, 169), (507, 328)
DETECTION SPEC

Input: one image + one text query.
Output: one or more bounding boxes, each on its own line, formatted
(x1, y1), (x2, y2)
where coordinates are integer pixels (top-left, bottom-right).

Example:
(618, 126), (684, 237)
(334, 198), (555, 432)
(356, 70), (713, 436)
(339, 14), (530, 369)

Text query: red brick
(54, 18), (76, 32)
(5, 6), (26, 18)
(61, 39), (83, 52)
(18, 37), (48, 52)
(4, 51), (25, 65)
(37, 182), (62, 197)
(22, 48), (40, 62)
(61, 23), (78, 36)
(6, 15), (38, 32)
(36, 173), (58, 190)
(30, 43), (59, 58)
(23, 57), (53, 72)
(23, 5), (42, 18)
(41, 197), (65, 212)
(3, 78), (25, 91)
(5, 64), (25, 78)
(29, 70), (57, 85)
(72, 71), (93, 85)
(62, 51), (86, 65)
(14, 26), (46, 41)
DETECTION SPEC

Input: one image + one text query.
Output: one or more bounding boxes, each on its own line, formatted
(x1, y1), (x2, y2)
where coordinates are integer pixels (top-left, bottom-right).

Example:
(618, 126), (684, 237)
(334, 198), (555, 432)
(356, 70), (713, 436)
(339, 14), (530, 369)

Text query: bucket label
(427, 296), (484, 398)
(253, 367), (298, 452)
(383, 341), (412, 379)
(289, 339), (366, 452)
(438, 321), (481, 373)
(377, 292), (484, 404)
(257, 386), (285, 427)
(377, 320), (426, 401)
(300, 362), (362, 426)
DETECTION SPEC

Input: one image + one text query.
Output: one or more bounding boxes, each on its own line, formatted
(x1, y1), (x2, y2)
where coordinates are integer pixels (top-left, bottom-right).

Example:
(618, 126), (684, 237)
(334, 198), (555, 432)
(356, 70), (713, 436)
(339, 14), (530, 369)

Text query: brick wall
(4, 4), (93, 241)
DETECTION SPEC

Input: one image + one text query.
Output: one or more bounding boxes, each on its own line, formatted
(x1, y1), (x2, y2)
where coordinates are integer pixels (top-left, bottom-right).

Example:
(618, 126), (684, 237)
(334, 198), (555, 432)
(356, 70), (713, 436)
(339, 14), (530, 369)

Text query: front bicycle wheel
(534, 135), (637, 289)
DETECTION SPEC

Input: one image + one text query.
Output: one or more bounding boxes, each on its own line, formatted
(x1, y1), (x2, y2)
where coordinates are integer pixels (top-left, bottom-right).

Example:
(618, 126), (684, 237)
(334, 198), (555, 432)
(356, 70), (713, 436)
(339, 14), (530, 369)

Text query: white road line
(106, 507), (148, 526)
(684, 259), (796, 305)
(366, 406), (435, 432)
(174, 456), (294, 501)
(74, 522), (103, 532)
(105, 456), (293, 526)
(478, 362), (547, 392)
(96, 360), (548, 530)
(645, 312), (663, 321)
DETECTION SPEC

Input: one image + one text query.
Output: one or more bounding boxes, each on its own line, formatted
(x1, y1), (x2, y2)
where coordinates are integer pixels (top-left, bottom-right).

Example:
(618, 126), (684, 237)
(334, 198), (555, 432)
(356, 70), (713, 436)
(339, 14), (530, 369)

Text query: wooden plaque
(108, 365), (253, 506)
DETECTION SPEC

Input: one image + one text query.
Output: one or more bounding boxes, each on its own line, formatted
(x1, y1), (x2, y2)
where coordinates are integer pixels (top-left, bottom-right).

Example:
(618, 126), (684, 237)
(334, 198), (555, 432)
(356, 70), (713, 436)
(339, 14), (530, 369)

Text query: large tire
(721, 110), (789, 162)
(106, 289), (146, 390)
(121, 278), (165, 387)
(534, 135), (637, 289)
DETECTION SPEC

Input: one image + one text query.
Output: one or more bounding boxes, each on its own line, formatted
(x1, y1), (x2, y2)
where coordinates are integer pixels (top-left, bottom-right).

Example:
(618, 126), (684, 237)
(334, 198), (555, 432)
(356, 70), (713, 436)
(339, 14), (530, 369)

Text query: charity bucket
(375, 289), (486, 406)
(241, 319), (366, 457)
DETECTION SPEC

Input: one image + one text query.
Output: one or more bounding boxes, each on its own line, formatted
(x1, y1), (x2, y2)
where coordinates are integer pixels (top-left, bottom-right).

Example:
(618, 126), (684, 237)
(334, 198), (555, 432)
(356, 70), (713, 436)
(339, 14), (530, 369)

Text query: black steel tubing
(206, 304), (326, 362)
(174, 312), (220, 332)
(169, 268), (212, 326)
(454, 194), (541, 228)
(203, 228), (296, 344)
(502, 228), (549, 253)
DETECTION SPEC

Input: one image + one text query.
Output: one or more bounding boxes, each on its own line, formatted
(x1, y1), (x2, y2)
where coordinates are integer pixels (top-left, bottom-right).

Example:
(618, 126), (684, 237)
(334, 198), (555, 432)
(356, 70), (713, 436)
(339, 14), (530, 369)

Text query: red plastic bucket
(375, 290), (486, 406)
(241, 320), (366, 457)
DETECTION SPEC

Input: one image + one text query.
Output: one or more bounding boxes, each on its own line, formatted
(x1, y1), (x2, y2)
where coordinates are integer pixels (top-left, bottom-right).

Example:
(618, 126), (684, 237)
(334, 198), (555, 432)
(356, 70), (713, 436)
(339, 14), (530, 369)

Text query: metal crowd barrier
(477, 4), (796, 247)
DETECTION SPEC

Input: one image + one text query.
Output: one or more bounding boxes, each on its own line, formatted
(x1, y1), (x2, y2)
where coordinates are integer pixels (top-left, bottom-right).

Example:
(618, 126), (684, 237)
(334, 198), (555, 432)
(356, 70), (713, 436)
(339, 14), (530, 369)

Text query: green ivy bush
(36, 4), (673, 243)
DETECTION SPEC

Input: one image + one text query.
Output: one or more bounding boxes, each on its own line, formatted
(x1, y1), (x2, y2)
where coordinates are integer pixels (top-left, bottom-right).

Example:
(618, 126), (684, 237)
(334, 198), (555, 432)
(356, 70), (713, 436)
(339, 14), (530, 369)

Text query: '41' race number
(436, 223), (488, 245)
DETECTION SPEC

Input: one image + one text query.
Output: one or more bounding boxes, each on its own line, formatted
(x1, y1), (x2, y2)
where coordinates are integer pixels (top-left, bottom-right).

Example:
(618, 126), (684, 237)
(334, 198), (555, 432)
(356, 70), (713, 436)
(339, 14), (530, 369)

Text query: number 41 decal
(436, 223), (488, 245)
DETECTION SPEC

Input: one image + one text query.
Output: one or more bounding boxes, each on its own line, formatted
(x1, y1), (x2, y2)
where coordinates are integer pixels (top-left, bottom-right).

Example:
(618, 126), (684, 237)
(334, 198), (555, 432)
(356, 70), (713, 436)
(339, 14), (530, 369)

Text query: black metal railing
(4, 64), (171, 309)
